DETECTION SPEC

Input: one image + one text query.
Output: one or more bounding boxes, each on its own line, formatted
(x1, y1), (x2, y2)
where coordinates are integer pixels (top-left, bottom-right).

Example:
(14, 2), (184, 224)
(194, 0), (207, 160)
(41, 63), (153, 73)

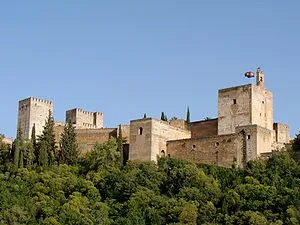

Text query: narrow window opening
(215, 142), (219, 146)
(161, 150), (166, 157)
(233, 99), (237, 104)
(262, 101), (265, 104)
(247, 135), (251, 140)
(168, 154), (171, 158)
(139, 127), (143, 135)
(192, 144), (196, 149)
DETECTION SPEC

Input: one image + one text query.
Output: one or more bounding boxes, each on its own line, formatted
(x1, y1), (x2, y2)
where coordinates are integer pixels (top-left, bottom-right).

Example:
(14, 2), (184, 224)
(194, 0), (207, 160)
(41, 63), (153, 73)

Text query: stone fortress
(17, 69), (290, 167)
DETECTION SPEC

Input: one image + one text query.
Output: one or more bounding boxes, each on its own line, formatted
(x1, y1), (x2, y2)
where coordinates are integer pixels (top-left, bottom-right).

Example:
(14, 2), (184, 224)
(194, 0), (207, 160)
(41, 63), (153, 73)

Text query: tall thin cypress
(60, 119), (79, 165)
(186, 107), (191, 124)
(38, 110), (56, 166)
(117, 124), (124, 165)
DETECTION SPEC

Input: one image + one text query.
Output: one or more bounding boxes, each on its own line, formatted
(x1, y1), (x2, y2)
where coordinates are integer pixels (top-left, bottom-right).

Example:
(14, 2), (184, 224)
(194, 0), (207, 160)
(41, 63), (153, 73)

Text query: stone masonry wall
(167, 133), (243, 168)
(218, 85), (252, 135)
(66, 108), (103, 129)
(18, 97), (53, 139)
(151, 119), (191, 161)
(188, 119), (218, 138)
(129, 118), (191, 162)
(129, 119), (153, 162)
(251, 85), (273, 131)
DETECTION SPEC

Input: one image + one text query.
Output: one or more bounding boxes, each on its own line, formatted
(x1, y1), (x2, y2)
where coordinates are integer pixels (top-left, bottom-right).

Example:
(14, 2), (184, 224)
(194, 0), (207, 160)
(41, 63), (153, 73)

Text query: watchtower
(218, 68), (273, 135)
(17, 97), (53, 139)
(66, 108), (103, 129)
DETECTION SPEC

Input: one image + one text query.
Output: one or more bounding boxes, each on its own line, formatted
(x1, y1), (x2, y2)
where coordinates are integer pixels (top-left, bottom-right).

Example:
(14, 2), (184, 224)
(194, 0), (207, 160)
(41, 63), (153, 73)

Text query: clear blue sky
(1, 1), (299, 138)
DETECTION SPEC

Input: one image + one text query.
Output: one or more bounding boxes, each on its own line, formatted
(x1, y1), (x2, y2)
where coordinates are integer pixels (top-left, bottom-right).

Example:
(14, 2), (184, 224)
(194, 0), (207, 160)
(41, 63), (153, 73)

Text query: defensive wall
(129, 118), (191, 162)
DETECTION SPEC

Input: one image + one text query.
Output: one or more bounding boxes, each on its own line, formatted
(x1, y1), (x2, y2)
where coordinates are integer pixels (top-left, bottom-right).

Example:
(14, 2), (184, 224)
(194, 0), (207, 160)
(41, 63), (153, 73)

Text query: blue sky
(1, 1), (299, 138)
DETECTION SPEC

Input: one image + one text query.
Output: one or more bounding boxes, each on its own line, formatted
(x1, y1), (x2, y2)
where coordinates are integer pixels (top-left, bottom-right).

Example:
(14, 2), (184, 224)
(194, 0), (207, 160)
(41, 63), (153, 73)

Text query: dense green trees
(60, 119), (79, 165)
(0, 129), (300, 224)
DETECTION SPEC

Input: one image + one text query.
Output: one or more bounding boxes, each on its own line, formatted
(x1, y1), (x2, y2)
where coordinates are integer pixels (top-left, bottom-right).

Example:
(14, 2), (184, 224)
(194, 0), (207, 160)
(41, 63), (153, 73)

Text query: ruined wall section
(66, 108), (103, 129)
(251, 85), (273, 131)
(18, 97), (53, 139)
(218, 85), (252, 135)
(167, 133), (243, 168)
(188, 119), (218, 138)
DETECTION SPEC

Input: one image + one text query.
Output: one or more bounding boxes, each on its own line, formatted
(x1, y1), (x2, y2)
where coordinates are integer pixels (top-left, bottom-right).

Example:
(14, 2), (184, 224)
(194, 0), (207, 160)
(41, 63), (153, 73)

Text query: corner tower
(218, 68), (273, 135)
(17, 97), (53, 139)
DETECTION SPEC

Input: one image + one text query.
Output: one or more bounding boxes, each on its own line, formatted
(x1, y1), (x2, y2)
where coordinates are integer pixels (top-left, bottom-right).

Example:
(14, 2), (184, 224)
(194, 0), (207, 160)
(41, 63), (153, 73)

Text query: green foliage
(37, 110), (57, 166)
(60, 119), (79, 165)
(186, 106), (190, 124)
(0, 140), (299, 224)
(143, 113), (147, 119)
(161, 112), (168, 121)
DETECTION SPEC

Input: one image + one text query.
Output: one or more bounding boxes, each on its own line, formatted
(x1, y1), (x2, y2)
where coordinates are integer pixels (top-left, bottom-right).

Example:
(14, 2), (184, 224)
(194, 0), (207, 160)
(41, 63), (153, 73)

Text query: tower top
(256, 67), (264, 88)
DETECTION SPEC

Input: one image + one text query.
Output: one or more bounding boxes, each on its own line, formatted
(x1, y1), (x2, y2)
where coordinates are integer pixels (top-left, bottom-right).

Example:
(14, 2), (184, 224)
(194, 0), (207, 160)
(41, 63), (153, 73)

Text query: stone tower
(256, 67), (264, 88)
(66, 108), (103, 129)
(17, 97), (53, 139)
(218, 68), (273, 135)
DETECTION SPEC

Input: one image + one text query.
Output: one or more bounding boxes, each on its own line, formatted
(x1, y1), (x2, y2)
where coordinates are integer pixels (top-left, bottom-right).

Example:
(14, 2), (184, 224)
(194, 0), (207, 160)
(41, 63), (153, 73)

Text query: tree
(0, 136), (11, 170)
(12, 128), (23, 171)
(117, 125), (124, 165)
(38, 110), (56, 166)
(60, 119), (79, 165)
(161, 112), (168, 121)
(186, 107), (190, 124)
(143, 114), (147, 119)
(31, 123), (38, 163)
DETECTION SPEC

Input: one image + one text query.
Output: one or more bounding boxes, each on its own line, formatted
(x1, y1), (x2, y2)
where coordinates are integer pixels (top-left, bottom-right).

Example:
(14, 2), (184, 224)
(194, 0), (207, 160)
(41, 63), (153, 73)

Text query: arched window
(139, 127), (143, 135)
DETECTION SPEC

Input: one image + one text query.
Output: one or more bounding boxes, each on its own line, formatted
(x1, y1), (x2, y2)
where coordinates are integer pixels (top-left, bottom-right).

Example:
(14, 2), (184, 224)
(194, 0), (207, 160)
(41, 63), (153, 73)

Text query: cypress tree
(117, 124), (124, 165)
(60, 119), (79, 165)
(186, 107), (191, 124)
(31, 123), (38, 162)
(143, 113), (147, 119)
(161, 112), (165, 121)
(13, 128), (23, 171)
(38, 110), (56, 166)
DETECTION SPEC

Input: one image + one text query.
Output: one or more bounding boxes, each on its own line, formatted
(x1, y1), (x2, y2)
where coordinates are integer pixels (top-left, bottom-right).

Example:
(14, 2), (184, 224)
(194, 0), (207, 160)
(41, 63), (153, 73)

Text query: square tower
(66, 108), (103, 129)
(17, 97), (53, 139)
(218, 69), (273, 135)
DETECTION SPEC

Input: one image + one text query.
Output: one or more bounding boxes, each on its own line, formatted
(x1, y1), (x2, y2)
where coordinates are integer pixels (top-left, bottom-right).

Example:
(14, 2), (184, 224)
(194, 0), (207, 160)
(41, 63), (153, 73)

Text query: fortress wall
(151, 119), (191, 161)
(169, 119), (187, 130)
(273, 123), (290, 144)
(54, 125), (117, 154)
(129, 119), (152, 162)
(218, 85), (252, 135)
(167, 133), (242, 168)
(188, 119), (218, 138)
(117, 124), (130, 143)
(251, 85), (273, 131)
(75, 128), (116, 154)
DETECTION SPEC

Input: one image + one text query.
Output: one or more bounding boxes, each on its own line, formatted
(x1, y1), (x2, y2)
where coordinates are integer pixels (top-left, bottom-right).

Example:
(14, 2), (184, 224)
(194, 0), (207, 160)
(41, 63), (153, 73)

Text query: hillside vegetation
(0, 136), (299, 224)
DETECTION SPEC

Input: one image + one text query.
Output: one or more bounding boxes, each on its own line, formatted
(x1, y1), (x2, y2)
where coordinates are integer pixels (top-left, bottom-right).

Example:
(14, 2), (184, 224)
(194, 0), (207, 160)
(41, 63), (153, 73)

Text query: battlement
(66, 108), (104, 129)
(72, 108), (103, 116)
(19, 97), (53, 106)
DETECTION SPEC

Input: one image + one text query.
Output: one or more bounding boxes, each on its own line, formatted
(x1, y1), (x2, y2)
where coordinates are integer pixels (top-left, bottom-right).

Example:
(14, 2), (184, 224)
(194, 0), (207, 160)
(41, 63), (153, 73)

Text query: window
(168, 154), (171, 158)
(262, 101), (265, 104)
(215, 142), (219, 146)
(192, 144), (196, 149)
(233, 99), (237, 104)
(247, 135), (251, 140)
(139, 127), (143, 135)
(161, 150), (166, 156)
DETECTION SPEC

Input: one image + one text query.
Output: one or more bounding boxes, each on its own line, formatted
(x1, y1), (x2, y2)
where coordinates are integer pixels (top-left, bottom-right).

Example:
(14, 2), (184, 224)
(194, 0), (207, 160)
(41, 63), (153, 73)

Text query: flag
(244, 71), (254, 78)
